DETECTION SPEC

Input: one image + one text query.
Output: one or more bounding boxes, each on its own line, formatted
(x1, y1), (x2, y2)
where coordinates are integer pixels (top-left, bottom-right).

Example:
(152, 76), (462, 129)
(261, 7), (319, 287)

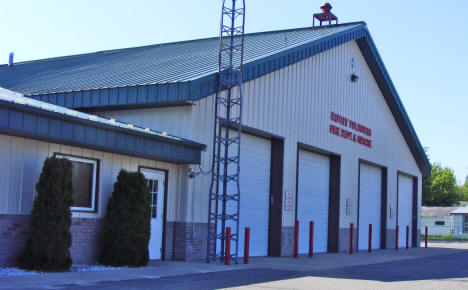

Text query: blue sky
(1, 0), (467, 183)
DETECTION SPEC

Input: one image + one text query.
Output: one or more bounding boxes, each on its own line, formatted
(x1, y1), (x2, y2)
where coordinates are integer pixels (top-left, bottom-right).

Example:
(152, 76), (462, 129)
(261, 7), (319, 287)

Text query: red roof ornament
(314, 2), (338, 27)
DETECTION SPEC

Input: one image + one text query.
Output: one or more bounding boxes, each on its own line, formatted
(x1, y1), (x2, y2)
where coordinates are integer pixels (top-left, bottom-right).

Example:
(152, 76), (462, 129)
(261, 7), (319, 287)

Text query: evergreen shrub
(99, 169), (151, 267)
(18, 157), (73, 271)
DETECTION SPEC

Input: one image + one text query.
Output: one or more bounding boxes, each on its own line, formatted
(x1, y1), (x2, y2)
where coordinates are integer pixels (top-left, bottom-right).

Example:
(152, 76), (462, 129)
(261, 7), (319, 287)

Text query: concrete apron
(0, 242), (466, 289)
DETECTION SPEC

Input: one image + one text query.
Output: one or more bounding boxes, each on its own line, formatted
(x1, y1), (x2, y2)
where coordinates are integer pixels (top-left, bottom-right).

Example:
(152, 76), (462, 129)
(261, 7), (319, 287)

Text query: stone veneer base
(0, 215), (213, 266)
(170, 221), (212, 261)
(386, 229), (396, 249)
(0, 214), (102, 266)
(281, 226), (294, 256)
(0, 214), (29, 266)
(338, 227), (358, 252)
(1, 215), (421, 266)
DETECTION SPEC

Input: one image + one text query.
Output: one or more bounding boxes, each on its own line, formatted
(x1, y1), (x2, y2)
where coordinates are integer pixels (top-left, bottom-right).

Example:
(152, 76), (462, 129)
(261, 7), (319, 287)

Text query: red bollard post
(244, 227), (250, 264)
(225, 227), (231, 265)
(395, 225), (399, 250)
(349, 223), (354, 254)
(309, 221), (314, 257)
(406, 225), (409, 250)
(294, 220), (299, 258)
(368, 224), (372, 253)
(425, 226), (428, 248)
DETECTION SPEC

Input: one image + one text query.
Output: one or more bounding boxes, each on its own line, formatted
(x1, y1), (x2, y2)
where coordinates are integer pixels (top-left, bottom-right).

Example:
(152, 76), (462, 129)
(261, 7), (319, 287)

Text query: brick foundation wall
(0, 214), (29, 266)
(0, 215), (213, 265)
(0, 214), (103, 266)
(386, 229), (396, 249)
(281, 226), (294, 256)
(164, 221), (175, 260)
(338, 227), (358, 252)
(70, 218), (103, 264)
(171, 222), (211, 261)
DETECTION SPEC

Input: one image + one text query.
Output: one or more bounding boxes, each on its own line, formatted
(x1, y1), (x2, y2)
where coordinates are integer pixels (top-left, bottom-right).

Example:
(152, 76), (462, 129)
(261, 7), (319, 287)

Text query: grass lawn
(422, 234), (468, 241)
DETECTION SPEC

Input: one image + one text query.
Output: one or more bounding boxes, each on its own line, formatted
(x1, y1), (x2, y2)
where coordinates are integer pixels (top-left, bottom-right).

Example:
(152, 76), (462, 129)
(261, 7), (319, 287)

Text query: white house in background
(421, 207), (457, 237)
(450, 206), (468, 238)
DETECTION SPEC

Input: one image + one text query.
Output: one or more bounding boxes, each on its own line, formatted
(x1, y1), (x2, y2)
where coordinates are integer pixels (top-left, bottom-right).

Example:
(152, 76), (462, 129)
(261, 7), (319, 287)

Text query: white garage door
(297, 150), (330, 253)
(398, 174), (413, 248)
(358, 163), (382, 251)
(218, 130), (271, 257)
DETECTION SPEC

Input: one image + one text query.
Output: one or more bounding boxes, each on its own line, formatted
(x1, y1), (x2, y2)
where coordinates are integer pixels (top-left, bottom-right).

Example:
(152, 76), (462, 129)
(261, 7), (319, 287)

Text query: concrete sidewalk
(0, 242), (466, 289)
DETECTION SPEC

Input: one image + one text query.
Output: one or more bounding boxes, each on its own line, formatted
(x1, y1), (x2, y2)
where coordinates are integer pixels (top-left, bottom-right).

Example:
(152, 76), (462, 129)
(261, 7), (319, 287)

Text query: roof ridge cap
(0, 21), (366, 67)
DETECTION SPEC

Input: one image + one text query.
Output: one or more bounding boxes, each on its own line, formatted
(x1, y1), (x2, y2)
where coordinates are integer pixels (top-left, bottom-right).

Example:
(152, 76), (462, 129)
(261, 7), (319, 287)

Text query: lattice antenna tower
(207, 0), (246, 263)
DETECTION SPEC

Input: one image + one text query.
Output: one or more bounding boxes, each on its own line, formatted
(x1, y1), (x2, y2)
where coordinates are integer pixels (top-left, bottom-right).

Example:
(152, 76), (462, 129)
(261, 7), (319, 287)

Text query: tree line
(423, 163), (468, 206)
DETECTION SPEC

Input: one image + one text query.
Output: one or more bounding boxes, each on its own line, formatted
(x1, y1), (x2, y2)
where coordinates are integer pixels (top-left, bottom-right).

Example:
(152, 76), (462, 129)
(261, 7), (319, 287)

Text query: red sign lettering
(329, 112), (372, 148)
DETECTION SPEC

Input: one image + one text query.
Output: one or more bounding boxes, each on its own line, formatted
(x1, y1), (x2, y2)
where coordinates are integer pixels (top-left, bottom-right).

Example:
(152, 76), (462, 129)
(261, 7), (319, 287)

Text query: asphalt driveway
(2, 242), (468, 289)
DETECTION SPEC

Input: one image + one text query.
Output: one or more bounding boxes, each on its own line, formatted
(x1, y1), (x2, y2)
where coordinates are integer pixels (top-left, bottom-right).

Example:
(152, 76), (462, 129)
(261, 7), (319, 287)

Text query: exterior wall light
(351, 74), (359, 82)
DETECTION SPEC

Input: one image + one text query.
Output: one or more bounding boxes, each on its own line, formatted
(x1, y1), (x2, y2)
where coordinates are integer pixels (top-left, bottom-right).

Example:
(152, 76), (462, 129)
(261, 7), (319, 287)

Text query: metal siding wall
(95, 98), (214, 224)
(0, 135), (12, 213)
(238, 40), (422, 229)
(94, 40), (422, 229)
(0, 134), (181, 221)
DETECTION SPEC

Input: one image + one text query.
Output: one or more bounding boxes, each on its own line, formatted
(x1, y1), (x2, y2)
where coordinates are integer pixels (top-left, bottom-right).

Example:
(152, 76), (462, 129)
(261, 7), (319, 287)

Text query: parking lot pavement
(1, 242), (467, 289)
(233, 249), (468, 290)
(247, 241), (466, 272)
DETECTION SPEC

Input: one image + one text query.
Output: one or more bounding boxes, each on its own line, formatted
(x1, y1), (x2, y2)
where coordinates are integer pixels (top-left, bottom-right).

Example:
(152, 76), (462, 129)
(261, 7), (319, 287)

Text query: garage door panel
(358, 163), (382, 250)
(398, 175), (413, 248)
(218, 130), (271, 257)
(297, 150), (330, 254)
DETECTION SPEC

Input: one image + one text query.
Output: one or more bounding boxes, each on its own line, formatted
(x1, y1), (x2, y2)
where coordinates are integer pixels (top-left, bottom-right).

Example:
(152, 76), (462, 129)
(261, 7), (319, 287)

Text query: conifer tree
(100, 169), (151, 267)
(18, 157), (73, 271)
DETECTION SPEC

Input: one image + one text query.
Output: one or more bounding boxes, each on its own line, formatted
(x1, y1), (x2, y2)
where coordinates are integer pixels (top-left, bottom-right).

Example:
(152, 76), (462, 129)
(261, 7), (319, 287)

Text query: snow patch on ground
(71, 264), (128, 272)
(0, 264), (128, 277)
(0, 267), (37, 277)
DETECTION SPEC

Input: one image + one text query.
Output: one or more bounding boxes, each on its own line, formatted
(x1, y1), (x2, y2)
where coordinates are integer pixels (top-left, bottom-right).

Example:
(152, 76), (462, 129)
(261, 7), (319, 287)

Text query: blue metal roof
(0, 23), (361, 96)
(0, 88), (204, 164)
(0, 22), (430, 175)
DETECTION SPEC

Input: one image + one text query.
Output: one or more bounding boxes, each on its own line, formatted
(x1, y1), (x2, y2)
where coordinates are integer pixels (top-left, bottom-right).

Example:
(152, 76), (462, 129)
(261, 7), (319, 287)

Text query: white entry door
(140, 168), (165, 260)
(297, 150), (330, 253)
(398, 174), (413, 248)
(219, 130), (271, 257)
(358, 163), (382, 251)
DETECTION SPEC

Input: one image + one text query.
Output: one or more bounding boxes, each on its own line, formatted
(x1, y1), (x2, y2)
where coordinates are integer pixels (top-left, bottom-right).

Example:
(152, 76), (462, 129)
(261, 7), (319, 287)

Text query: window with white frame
(56, 154), (98, 212)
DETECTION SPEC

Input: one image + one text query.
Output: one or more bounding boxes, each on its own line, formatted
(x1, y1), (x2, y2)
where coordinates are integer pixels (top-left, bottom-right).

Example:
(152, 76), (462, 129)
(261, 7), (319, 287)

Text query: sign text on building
(329, 112), (372, 148)
(284, 190), (293, 211)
